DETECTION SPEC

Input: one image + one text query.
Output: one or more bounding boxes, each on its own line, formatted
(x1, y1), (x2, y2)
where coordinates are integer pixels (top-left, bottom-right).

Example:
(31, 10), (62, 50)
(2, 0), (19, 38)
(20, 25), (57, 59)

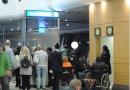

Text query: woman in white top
(19, 46), (32, 90)
(33, 47), (48, 89)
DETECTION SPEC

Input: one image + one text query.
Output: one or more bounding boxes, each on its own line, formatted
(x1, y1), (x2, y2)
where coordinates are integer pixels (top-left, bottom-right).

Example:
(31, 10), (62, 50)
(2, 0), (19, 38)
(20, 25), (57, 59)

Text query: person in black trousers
(14, 46), (21, 88)
(47, 47), (53, 86)
(100, 45), (111, 75)
(50, 43), (63, 90)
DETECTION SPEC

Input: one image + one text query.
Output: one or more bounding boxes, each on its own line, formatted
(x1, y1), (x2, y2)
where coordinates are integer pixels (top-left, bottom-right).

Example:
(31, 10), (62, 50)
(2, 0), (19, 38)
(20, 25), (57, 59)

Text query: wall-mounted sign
(26, 10), (59, 17)
(95, 27), (101, 36)
(106, 26), (113, 36)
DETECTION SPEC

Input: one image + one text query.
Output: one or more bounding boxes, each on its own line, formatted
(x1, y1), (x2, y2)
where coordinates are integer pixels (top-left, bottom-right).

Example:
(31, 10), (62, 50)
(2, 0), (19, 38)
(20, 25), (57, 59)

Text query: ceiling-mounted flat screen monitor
(26, 10), (59, 17)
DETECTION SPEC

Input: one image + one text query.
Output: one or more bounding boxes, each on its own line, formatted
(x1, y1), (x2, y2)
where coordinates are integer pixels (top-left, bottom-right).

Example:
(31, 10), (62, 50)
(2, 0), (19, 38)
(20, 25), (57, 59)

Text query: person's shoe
(19, 86), (22, 89)
(15, 85), (19, 87)
(46, 85), (52, 87)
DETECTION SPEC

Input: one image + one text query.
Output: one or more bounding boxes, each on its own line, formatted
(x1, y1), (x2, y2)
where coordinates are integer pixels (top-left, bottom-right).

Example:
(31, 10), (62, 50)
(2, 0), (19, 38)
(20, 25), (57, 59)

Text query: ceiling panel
(0, 0), (101, 20)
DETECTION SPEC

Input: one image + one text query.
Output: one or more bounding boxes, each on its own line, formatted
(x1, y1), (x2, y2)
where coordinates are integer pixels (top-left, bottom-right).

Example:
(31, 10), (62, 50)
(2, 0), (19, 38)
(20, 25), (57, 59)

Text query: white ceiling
(0, 0), (101, 20)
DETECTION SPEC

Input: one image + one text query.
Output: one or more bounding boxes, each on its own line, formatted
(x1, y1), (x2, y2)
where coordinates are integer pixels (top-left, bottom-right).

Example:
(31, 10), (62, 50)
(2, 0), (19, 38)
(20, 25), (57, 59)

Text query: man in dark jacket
(50, 43), (63, 90)
(47, 47), (53, 86)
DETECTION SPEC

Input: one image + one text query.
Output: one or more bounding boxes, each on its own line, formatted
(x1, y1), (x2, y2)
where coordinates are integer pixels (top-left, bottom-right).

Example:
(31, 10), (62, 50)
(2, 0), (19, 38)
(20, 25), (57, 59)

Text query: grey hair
(5, 40), (11, 46)
(69, 79), (81, 90)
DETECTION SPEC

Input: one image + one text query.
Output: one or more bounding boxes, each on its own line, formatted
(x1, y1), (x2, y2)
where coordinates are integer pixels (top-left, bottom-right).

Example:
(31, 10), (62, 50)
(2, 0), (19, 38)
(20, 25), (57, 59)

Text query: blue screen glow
(38, 27), (45, 33)
(26, 10), (59, 17)
(38, 19), (45, 33)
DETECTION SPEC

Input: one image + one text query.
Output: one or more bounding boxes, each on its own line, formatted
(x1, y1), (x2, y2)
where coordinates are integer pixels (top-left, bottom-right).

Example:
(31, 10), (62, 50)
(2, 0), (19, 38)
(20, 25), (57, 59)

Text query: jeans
(0, 76), (9, 90)
(36, 65), (48, 89)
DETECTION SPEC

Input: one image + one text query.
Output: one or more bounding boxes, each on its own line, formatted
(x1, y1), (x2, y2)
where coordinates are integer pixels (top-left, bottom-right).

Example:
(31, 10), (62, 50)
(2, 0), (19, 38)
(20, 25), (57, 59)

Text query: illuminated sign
(26, 10), (59, 17)
(38, 19), (45, 33)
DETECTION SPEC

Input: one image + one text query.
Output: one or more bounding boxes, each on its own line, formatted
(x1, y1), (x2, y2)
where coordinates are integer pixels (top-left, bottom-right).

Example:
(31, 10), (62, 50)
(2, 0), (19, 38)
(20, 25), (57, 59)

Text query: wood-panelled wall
(89, 0), (129, 85)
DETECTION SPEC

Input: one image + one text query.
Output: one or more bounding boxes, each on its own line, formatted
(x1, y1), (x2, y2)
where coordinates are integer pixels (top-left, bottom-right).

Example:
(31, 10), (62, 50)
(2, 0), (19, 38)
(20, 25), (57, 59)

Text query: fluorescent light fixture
(125, 0), (130, 6)
(10, 28), (14, 31)
(101, 0), (107, 10)
(90, 3), (94, 14)
(26, 10), (59, 17)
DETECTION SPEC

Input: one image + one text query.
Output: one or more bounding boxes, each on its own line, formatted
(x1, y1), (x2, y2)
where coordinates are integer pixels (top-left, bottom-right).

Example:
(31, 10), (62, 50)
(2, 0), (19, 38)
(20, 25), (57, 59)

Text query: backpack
(33, 54), (40, 64)
(21, 57), (31, 68)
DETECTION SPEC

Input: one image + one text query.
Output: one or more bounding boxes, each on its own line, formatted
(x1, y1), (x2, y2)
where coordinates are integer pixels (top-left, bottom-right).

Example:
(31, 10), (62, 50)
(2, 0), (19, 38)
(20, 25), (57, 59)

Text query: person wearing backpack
(19, 46), (32, 90)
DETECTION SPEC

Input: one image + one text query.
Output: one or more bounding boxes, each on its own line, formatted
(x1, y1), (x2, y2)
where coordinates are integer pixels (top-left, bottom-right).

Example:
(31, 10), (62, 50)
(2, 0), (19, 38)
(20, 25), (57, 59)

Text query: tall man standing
(51, 43), (63, 90)
(4, 40), (15, 69)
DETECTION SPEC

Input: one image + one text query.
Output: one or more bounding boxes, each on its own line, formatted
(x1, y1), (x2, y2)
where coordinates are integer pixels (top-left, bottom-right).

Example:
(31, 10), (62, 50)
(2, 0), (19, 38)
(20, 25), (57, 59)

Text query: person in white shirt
(4, 40), (15, 70)
(33, 46), (48, 89)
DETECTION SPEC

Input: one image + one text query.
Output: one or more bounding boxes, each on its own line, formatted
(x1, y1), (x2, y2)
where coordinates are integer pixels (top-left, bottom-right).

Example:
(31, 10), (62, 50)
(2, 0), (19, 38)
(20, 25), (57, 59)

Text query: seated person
(63, 56), (72, 68)
(62, 56), (73, 84)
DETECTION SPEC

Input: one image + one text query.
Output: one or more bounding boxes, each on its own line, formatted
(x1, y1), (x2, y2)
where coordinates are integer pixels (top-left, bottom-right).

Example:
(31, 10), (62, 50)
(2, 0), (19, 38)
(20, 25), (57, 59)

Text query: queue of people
(0, 40), (63, 90)
(0, 39), (111, 90)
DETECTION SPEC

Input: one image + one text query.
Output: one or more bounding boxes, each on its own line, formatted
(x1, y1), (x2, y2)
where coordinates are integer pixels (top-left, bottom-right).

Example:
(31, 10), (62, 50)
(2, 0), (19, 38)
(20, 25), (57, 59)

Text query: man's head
(5, 40), (11, 46)
(55, 43), (60, 49)
(47, 47), (52, 53)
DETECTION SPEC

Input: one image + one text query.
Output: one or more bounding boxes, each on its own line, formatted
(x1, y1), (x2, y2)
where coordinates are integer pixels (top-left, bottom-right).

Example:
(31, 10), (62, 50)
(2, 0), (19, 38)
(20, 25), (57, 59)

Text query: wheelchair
(82, 62), (110, 90)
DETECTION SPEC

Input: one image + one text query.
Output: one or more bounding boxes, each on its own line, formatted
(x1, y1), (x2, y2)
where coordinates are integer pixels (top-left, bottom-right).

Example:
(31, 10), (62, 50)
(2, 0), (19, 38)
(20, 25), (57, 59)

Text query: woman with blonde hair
(19, 46), (32, 90)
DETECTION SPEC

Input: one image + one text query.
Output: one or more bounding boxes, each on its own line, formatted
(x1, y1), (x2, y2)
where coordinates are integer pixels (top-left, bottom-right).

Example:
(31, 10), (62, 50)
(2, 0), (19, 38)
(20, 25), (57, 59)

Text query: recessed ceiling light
(65, 20), (68, 22)
(66, 23), (69, 26)
(10, 28), (14, 31)
(17, 28), (20, 30)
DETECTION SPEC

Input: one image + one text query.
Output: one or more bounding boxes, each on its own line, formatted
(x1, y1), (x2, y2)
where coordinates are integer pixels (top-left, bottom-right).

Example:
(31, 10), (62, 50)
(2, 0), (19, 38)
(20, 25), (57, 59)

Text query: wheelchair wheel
(101, 73), (110, 90)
